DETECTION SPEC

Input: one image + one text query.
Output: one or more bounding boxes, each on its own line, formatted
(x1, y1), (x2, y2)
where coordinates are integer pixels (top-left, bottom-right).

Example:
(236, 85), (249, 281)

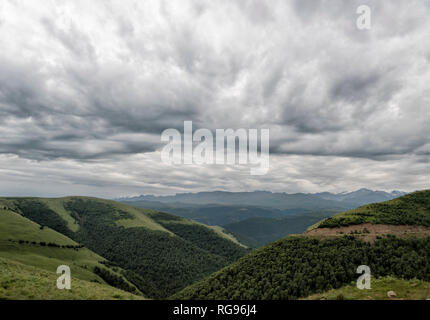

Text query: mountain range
(118, 189), (408, 246)
(118, 189), (407, 208)
(2, 189), (429, 300)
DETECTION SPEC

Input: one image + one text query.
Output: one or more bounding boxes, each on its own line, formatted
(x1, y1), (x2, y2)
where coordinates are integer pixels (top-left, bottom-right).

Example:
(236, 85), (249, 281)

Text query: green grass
(0, 257), (144, 300)
(0, 208), (76, 245)
(40, 198), (80, 232)
(312, 190), (430, 229)
(0, 196), (248, 299)
(0, 208), (142, 295)
(304, 276), (430, 300)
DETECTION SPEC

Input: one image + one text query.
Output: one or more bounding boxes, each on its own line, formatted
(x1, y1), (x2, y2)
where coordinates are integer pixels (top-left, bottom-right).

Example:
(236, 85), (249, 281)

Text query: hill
(312, 190), (430, 228)
(0, 257), (144, 300)
(173, 191), (430, 300)
(0, 197), (248, 299)
(173, 236), (430, 300)
(223, 212), (333, 247)
(119, 190), (406, 247)
(303, 276), (430, 300)
(0, 207), (143, 297)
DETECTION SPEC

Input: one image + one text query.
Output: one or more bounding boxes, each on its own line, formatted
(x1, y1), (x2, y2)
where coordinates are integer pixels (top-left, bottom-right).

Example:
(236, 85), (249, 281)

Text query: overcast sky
(1, 0), (430, 198)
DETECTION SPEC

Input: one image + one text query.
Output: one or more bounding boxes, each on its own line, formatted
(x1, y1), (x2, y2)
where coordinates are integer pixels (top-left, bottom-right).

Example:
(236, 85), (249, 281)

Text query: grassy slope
(0, 257), (144, 300)
(0, 196), (248, 298)
(0, 208), (143, 298)
(0, 208), (103, 282)
(309, 190), (430, 230)
(304, 277), (430, 300)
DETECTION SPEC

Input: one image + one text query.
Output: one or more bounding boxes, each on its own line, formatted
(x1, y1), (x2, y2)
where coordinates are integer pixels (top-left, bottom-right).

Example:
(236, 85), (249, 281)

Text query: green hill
(0, 207), (143, 298)
(173, 236), (430, 300)
(312, 190), (430, 229)
(173, 191), (430, 300)
(0, 257), (144, 300)
(223, 212), (334, 247)
(304, 276), (430, 300)
(0, 197), (248, 299)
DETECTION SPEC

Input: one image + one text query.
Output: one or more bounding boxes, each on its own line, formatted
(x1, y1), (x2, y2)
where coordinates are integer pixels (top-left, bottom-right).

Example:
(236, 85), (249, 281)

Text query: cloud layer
(0, 0), (430, 196)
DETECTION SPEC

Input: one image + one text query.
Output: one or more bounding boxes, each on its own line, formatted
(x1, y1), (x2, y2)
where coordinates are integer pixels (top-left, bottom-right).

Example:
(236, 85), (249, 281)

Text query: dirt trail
(304, 223), (430, 243)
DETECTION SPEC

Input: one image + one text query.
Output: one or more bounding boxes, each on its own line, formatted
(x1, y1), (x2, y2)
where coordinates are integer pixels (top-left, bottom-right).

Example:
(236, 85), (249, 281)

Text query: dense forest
(173, 236), (430, 300)
(13, 199), (74, 238)
(151, 211), (248, 261)
(318, 190), (430, 228)
(5, 197), (248, 298)
(224, 213), (333, 247)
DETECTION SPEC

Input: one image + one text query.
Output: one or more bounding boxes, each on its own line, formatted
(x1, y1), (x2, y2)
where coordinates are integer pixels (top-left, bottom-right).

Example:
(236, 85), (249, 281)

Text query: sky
(0, 0), (430, 198)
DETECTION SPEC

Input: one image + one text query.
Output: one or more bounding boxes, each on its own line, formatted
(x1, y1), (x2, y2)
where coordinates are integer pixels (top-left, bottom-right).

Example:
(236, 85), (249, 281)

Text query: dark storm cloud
(0, 0), (429, 195)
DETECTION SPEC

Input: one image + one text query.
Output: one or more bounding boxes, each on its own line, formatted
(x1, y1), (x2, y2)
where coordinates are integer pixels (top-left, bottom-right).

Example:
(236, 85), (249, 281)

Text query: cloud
(0, 0), (429, 195)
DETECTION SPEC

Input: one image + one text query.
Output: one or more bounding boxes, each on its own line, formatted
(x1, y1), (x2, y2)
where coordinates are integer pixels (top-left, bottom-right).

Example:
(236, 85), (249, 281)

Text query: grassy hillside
(173, 190), (430, 300)
(0, 208), (143, 297)
(173, 236), (430, 300)
(304, 276), (430, 300)
(0, 257), (144, 300)
(0, 197), (248, 299)
(313, 190), (430, 229)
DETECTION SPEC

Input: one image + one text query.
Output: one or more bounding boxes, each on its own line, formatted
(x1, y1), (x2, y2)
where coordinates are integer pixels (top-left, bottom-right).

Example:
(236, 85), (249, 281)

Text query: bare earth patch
(304, 223), (430, 243)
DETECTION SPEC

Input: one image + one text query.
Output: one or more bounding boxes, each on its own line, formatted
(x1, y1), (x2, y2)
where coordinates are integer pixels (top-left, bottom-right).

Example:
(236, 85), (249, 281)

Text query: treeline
(9, 239), (83, 249)
(93, 266), (140, 295)
(318, 190), (430, 228)
(5, 198), (248, 298)
(65, 199), (245, 298)
(173, 236), (430, 300)
(152, 213), (249, 262)
(13, 199), (73, 237)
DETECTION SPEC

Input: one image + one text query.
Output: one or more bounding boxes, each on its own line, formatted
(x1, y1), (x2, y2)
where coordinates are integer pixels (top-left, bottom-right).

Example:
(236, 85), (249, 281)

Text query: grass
(0, 257), (145, 300)
(40, 198), (80, 232)
(0, 208), (76, 245)
(0, 208), (140, 290)
(0, 208), (108, 282)
(308, 190), (430, 229)
(207, 225), (247, 248)
(304, 276), (430, 300)
(1, 196), (248, 299)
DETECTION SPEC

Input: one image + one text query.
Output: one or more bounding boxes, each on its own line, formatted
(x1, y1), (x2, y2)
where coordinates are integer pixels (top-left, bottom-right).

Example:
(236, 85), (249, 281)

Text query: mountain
(0, 197), (248, 299)
(223, 212), (333, 247)
(119, 189), (407, 210)
(315, 188), (408, 207)
(309, 190), (430, 230)
(119, 189), (407, 247)
(173, 190), (430, 300)
(0, 206), (143, 299)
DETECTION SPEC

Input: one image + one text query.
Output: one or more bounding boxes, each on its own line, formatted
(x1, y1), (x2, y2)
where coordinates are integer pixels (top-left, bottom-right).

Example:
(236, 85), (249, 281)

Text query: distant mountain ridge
(118, 189), (408, 247)
(118, 189), (408, 209)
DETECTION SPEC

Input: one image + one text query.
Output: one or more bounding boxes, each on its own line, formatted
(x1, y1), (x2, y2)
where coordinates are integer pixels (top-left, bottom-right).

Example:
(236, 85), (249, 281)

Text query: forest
(173, 235), (430, 300)
(318, 190), (430, 228)
(8, 197), (247, 298)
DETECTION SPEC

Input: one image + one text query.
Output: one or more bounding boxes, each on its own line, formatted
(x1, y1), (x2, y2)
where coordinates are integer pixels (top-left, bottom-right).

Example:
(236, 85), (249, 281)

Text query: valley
(1, 190), (429, 300)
